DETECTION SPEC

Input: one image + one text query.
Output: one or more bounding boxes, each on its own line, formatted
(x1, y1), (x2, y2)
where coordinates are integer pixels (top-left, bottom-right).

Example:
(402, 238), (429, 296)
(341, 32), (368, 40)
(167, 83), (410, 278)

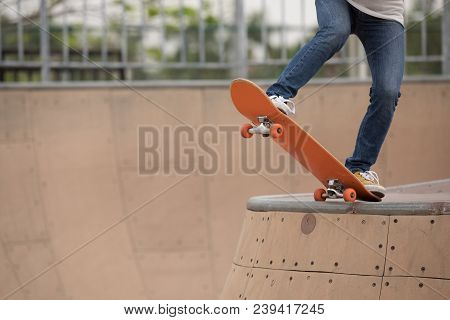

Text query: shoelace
(360, 171), (380, 184)
(269, 95), (296, 114)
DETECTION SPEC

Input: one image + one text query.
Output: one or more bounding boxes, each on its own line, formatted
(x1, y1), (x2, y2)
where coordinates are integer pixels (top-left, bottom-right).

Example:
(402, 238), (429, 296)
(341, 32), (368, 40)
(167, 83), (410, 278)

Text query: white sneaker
(354, 170), (386, 198)
(269, 95), (296, 116)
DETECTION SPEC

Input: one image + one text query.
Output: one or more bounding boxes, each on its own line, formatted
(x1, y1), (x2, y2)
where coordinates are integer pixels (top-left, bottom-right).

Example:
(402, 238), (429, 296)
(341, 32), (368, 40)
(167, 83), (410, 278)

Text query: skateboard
(230, 78), (381, 202)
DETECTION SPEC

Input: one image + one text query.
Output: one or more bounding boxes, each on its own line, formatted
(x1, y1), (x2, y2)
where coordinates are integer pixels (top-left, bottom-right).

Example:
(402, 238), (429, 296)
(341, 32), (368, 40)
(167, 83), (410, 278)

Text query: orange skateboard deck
(230, 78), (381, 202)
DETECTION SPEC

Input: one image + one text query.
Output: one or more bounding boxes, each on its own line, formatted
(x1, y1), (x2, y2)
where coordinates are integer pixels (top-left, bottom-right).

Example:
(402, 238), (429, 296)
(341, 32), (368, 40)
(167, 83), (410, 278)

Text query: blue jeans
(267, 0), (405, 173)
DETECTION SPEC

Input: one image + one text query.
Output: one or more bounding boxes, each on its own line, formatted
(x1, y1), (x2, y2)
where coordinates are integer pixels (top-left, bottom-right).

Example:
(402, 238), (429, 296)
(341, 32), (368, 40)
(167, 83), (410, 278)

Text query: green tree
(405, 0), (442, 75)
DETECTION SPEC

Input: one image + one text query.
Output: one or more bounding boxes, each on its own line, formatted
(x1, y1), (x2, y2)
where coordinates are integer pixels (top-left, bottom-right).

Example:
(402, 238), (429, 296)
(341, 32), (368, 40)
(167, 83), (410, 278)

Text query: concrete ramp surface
(0, 84), (449, 299)
(221, 182), (450, 299)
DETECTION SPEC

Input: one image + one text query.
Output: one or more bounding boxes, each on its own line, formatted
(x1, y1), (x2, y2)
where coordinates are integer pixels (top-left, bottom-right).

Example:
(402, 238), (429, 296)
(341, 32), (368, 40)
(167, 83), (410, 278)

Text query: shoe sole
(371, 191), (385, 198)
(364, 185), (386, 199)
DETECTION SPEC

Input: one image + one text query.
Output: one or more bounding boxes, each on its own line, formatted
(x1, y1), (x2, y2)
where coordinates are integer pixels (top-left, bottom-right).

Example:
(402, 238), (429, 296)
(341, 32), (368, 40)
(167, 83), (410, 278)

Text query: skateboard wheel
(240, 123), (253, 139)
(270, 124), (284, 139)
(314, 188), (327, 201)
(343, 188), (357, 202)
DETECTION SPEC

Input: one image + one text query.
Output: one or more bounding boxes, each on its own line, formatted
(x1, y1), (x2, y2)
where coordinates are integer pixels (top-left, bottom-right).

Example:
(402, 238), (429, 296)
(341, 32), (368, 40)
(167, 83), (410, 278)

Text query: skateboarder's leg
(345, 14), (405, 173)
(267, 0), (352, 99)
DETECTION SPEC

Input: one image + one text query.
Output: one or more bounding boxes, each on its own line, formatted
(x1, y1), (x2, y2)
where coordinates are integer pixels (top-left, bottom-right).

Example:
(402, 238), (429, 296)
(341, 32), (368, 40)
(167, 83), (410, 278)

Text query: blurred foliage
(141, 0), (233, 80)
(0, 0), (446, 82)
(405, 0), (443, 75)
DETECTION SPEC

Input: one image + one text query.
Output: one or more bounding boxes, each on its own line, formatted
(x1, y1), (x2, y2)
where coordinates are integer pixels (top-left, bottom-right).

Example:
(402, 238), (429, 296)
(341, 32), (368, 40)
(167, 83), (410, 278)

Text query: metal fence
(0, 0), (449, 83)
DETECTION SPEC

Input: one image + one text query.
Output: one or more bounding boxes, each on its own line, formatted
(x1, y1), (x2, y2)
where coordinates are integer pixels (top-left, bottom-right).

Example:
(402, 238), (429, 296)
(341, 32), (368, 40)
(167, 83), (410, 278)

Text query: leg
(345, 14), (405, 173)
(267, 0), (352, 98)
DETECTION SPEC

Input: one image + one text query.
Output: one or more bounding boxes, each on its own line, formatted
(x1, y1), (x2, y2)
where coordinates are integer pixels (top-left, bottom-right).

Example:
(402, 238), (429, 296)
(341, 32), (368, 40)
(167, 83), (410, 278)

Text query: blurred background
(0, 0), (447, 82)
(0, 0), (449, 299)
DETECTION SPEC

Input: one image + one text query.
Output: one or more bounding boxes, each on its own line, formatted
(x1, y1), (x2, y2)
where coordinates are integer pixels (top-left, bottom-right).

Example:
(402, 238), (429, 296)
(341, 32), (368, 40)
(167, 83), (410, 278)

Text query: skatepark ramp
(221, 181), (450, 299)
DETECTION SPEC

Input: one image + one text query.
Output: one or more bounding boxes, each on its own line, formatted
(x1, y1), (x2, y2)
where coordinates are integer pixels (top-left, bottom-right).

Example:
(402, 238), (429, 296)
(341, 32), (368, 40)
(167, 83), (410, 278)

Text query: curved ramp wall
(0, 81), (449, 299)
(221, 193), (450, 299)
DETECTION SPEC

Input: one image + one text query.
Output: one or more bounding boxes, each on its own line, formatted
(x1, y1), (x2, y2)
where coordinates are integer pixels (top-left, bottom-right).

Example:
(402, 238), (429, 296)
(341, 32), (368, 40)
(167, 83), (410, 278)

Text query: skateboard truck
(314, 180), (357, 203)
(240, 116), (284, 139)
